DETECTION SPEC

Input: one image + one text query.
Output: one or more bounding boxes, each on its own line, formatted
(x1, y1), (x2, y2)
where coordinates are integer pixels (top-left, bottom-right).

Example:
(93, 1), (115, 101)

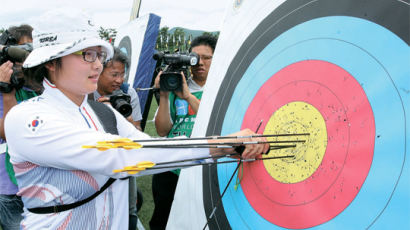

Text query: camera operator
(151, 35), (217, 230)
(92, 47), (143, 131)
(0, 24), (36, 230)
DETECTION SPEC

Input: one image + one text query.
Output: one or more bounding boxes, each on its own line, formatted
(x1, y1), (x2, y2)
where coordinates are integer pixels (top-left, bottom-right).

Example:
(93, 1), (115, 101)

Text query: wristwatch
(0, 82), (14, 93)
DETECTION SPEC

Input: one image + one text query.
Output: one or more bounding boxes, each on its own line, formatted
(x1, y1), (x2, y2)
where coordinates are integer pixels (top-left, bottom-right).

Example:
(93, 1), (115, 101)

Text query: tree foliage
(155, 26), (219, 53)
(156, 26), (169, 51)
(98, 26), (117, 44)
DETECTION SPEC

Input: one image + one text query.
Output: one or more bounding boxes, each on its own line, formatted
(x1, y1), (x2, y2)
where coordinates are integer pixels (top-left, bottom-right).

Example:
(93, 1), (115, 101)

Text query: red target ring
(240, 60), (375, 228)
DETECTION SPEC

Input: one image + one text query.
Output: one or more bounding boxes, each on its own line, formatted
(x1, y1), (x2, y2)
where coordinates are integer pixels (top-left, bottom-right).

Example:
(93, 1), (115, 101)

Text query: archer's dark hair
(189, 35), (218, 53)
(23, 59), (62, 93)
(103, 47), (129, 70)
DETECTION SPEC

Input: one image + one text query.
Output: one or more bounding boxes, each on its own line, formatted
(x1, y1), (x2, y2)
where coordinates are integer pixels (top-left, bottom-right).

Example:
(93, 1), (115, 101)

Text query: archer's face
(49, 46), (104, 104)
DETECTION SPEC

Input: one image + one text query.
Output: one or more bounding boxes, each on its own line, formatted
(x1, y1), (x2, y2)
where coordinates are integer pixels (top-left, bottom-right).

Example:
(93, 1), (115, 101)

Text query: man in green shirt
(151, 35), (217, 230)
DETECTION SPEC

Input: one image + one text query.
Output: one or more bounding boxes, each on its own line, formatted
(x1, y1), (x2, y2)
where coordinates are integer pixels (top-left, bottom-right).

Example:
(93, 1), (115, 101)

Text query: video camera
(107, 89), (132, 118)
(0, 30), (17, 46)
(153, 51), (199, 91)
(0, 30), (33, 92)
(0, 30), (32, 64)
(0, 44), (32, 64)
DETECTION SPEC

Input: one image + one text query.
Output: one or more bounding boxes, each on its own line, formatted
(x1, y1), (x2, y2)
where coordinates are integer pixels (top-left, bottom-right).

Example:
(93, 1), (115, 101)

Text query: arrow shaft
(139, 155), (294, 170)
(122, 133), (310, 143)
(141, 144), (296, 149)
(144, 145), (296, 166)
(154, 152), (239, 166)
(141, 140), (304, 148)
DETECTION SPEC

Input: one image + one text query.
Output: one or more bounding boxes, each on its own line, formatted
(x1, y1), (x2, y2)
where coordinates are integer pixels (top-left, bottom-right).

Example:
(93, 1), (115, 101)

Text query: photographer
(92, 47), (143, 131)
(0, 24), (36, 230)
(151, 35), (217, 230)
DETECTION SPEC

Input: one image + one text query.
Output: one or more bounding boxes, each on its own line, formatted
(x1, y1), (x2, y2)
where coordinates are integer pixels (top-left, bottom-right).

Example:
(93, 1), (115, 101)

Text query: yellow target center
(263, 101), (327, 183)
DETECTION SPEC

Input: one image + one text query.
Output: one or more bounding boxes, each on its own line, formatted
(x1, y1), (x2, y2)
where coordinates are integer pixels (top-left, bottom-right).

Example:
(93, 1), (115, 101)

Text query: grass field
(136, 98), (159, 230)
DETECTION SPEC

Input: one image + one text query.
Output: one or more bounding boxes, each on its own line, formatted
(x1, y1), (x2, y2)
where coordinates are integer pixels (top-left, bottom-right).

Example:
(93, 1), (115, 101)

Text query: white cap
(23, 8), (114, 68)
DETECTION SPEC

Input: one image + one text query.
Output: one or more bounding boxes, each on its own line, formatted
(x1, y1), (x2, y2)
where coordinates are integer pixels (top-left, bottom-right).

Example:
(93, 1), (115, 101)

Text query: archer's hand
(209, 129), (269, 159)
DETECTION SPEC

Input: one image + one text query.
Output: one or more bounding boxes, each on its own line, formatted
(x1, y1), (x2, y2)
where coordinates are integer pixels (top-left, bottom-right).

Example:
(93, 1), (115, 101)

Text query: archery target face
(262, 101), (328, 184)
(238, 59), (375, 229)
(203, 0), (409, 229)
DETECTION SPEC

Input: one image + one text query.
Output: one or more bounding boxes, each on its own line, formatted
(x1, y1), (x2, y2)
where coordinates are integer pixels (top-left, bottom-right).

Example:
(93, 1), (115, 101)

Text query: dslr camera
(153, 51), (199, 91)
(107, 89), (132, 118)
(0, 30), (32, 93)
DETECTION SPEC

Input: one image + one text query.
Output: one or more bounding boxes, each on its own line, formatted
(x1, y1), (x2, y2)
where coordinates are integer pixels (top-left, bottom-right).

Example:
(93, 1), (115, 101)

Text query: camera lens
(166, 75), (179, 89)
(160, 72), (183, 91)
(109, 90), (133, 117)
(114, 99), (132, 117)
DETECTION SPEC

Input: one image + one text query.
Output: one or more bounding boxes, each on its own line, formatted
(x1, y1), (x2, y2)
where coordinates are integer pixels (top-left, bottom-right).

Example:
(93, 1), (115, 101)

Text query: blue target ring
(215, 16), (409, 229)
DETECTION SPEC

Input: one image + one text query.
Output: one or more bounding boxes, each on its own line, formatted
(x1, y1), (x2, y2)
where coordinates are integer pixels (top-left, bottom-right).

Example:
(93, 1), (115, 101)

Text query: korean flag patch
(27, 116), (45, 133)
